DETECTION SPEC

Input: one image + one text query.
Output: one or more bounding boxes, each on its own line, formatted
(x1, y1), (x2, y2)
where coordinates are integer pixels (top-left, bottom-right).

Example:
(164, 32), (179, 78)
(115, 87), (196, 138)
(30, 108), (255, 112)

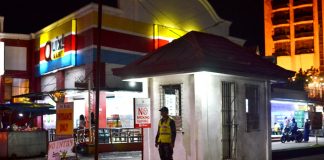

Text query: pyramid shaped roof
(113, 31), (294, 80)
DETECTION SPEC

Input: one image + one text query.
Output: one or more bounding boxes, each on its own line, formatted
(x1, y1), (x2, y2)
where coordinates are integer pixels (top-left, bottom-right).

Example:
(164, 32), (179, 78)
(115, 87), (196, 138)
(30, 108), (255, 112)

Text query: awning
(0, 103), (56, 115)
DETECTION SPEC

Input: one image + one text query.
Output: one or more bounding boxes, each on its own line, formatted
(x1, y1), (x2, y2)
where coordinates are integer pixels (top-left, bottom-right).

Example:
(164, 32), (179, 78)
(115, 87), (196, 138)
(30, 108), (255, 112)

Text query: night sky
(0, 0), (264, 52)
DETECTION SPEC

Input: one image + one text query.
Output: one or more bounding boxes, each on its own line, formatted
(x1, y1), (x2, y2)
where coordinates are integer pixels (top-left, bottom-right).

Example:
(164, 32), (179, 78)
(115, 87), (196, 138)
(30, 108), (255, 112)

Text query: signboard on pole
(56, 102), (74, 135)
(309, 112), (323, 130)
(134, 98), (151, 128)
(47, 138), (75, 160)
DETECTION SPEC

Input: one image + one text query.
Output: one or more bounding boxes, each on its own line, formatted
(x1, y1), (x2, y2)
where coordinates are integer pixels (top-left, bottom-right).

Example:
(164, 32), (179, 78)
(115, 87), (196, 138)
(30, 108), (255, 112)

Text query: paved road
(272, 136), (324, 150)
(286, 154), (324, 160)
(25, 151), (141, 160)
(24, 137), (324, 160)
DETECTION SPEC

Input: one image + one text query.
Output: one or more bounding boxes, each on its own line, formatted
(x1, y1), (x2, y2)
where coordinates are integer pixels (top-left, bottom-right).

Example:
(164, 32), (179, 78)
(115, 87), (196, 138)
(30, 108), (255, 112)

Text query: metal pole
(95, 0), (102, 159)
(88, 77), (92, 143)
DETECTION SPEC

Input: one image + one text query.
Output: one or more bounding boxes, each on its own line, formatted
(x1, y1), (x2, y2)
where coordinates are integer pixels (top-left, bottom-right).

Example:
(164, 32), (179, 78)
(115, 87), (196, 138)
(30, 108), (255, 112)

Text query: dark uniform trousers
(158, 143), (173, 160)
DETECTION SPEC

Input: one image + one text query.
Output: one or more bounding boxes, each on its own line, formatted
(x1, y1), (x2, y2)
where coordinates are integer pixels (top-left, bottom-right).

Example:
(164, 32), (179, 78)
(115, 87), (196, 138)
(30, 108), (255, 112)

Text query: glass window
(160, 84), (182, 131)
(245, 84), (259, 132)
(4, 78), (29, 101)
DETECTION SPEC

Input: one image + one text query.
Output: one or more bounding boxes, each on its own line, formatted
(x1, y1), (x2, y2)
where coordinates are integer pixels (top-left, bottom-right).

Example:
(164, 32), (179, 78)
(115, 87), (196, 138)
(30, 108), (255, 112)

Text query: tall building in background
(264, 0), (323, 72)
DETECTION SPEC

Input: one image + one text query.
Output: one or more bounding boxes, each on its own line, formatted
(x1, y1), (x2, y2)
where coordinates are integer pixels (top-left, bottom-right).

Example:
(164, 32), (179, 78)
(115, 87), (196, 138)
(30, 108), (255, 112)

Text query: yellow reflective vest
(158, 118), (172, 143)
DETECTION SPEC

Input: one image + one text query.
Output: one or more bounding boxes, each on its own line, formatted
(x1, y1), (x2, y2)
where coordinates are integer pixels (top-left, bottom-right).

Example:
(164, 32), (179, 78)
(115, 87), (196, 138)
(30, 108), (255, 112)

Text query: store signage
(56, 102), (74, 135)
(134, 98), (151, 128)
(47, 138), (75, 160)
(37, 20), (76, 76)
(0, 42), (4, 75)
(45, 35), (65, 61)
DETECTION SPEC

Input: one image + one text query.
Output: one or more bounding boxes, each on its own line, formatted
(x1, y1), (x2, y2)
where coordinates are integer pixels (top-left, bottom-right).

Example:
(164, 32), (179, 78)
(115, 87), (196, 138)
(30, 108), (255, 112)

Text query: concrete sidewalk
(78, 151), (141, 160)
(25, 151), (141, 160)
(272, 136), (324, 150)
(272, 136), (324, 159)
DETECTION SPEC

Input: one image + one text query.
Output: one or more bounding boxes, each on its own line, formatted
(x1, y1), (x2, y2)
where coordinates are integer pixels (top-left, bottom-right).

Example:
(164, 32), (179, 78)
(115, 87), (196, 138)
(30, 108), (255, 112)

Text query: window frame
(245, 84), (260, 132)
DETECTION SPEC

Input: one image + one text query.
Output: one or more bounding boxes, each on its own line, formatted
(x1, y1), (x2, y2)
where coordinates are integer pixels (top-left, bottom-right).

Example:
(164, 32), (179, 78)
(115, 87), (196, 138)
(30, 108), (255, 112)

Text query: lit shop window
(160, 84), (182, 131)
(245, 84), (260, 132)
(4, 78), (29, 101)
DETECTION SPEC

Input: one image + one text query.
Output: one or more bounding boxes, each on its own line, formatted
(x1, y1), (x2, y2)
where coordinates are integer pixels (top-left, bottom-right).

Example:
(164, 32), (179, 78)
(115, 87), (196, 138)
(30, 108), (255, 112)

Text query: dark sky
(0, 0), (264, 52)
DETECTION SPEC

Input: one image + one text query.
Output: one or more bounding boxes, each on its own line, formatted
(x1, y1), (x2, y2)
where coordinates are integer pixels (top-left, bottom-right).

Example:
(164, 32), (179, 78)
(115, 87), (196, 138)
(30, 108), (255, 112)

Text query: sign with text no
(47, 138), (75, 160)
(134, 98), (151, 128)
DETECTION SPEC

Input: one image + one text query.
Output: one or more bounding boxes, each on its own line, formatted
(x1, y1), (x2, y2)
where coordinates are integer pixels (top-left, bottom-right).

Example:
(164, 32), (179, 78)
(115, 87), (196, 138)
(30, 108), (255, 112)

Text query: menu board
(294, 110), (304, 128)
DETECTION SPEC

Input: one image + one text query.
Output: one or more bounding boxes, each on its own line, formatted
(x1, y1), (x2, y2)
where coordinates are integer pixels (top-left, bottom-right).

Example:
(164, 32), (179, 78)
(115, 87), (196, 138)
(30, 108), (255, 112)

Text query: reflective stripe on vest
(158, 118), (172, 143)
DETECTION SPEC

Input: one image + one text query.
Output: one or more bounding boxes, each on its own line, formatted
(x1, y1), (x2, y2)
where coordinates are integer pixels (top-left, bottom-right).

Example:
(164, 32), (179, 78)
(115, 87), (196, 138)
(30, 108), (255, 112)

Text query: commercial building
(264, 0), (324, 134)
(264, 0), (322, 72)
(0, 0), (248, 153)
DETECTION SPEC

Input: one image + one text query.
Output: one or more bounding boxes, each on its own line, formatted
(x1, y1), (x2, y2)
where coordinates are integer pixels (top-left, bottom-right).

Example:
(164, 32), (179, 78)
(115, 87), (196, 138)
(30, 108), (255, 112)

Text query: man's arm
(155, 121), (160, 147)
(170, 119), (176, 147)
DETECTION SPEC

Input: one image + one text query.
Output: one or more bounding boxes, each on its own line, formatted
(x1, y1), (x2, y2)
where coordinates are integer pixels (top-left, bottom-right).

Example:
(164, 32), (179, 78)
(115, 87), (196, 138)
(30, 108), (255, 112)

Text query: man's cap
(159, 107), (169, 112)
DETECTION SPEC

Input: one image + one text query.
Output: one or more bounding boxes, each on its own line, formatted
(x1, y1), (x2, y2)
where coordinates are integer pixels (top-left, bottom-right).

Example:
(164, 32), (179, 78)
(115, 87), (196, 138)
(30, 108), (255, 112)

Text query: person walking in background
(91, 112), (96, 126)
(78, 114), (86, 143)
(283, 117), (290, 134)
(79, 114), (86, 129)
(273, 122), (280, 135)
(155, 107), (176, 160)
(290, 118), (298, 139)
(304, 119), (311, 142)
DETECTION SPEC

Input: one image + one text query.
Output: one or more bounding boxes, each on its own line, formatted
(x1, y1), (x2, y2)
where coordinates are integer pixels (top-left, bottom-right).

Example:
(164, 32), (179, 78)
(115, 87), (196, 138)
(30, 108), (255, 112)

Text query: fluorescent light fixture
(0, 42), (4, 75)
(245, 99), (249, 113)
(128, 81), (136, 87)
(19, 113), (23, 117)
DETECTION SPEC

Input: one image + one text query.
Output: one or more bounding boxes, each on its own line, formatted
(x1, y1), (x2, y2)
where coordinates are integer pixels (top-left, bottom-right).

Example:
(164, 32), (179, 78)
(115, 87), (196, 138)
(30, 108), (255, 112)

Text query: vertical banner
(309, 112), (323, 130)
(134, 98), (151, 128)
(56, 102), (74, 135)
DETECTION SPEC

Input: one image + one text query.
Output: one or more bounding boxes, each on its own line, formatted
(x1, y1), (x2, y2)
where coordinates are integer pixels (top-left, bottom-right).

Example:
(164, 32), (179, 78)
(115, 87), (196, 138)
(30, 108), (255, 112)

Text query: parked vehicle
(280, 128), (303, 143)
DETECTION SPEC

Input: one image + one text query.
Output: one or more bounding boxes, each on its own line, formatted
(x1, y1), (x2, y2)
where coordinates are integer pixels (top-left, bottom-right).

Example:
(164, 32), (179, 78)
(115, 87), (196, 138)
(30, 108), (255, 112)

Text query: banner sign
(37, 20), (76, 76)
(134, 98), (151, 128)
(56, 102), (74, 135)
(47, 138), (75, 160)
(309, 112), (323, 130)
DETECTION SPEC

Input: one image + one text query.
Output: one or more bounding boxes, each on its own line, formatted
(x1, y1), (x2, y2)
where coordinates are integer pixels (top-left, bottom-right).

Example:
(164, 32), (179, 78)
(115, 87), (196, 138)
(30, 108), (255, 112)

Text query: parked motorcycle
(280, 128), (303, 143)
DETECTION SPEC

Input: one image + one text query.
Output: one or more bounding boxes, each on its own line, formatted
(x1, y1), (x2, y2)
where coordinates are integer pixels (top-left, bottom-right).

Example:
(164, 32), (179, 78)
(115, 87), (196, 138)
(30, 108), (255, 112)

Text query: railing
(294, 0), (313, 6)
(295, 31), (313, 38)
(272, 34), (290, 40)
(272, 0), (289, 10)
(47, 128), (142, 144)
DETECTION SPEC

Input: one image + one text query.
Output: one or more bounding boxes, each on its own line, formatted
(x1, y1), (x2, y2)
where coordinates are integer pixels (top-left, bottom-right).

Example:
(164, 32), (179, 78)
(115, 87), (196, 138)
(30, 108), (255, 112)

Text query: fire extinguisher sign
(134, 98), (151, 128)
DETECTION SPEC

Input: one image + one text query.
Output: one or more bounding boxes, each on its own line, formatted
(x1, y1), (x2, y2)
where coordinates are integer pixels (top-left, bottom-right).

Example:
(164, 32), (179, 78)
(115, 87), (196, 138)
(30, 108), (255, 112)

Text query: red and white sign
(134, 98), (151, 128)
(47, 138), (75, 160)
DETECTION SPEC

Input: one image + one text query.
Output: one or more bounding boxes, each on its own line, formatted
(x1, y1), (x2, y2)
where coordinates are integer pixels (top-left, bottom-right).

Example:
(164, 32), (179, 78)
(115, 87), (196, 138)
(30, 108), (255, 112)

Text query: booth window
(4, 78), (29, 101)
(160, 84), (182, 131)
(221, 81), (237, 159)
(245, 84), (260, 132)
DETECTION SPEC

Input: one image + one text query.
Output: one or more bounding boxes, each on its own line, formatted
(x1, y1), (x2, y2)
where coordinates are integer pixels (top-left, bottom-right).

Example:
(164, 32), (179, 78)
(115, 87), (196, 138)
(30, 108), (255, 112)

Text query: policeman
(155, 107), (176, 160)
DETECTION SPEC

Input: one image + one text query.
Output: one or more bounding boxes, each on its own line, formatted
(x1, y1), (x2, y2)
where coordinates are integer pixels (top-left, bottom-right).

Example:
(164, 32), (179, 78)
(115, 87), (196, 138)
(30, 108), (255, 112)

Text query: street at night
(1, 0), (324, 160)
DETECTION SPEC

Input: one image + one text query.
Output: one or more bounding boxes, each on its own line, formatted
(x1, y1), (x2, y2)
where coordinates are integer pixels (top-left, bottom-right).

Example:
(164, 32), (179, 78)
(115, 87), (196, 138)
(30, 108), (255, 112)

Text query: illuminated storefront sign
(37, 20), (76, 76)
(45, 34), (65, 61)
